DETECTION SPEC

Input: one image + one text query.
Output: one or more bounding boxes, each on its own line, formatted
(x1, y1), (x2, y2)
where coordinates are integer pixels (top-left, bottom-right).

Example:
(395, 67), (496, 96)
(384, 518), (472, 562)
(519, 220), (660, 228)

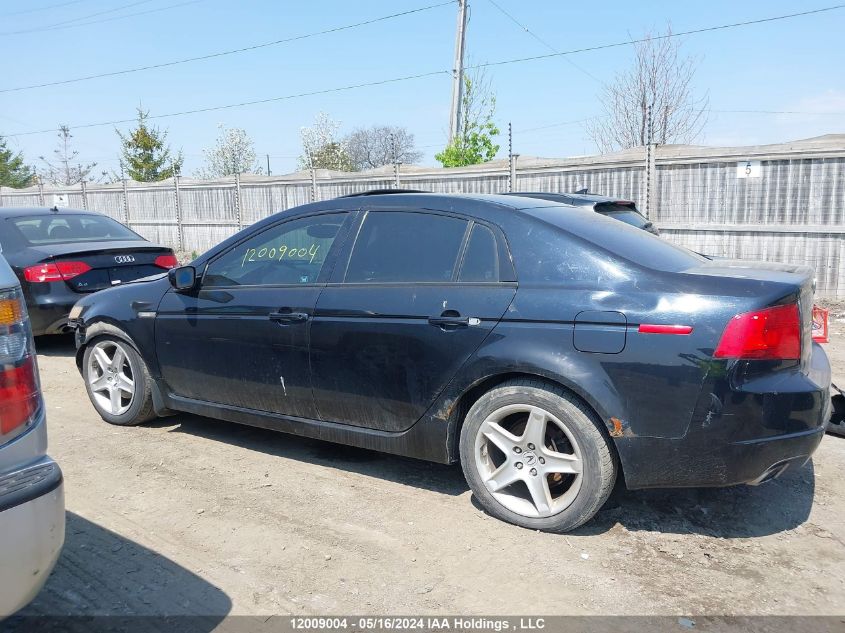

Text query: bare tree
(38, 125), (98, 185)
(588, 26), (708, 152)
(345, 125), (422, 170)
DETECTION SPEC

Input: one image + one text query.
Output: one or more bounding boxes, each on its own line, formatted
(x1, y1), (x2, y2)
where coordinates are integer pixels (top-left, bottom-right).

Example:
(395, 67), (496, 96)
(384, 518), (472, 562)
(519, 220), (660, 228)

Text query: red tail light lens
(24, 261), (91, 283)
(0, 288), (41, 442)
(154, 253), (178, 269)
(714, 303), (801, 360)
(0, 356), (39, 435)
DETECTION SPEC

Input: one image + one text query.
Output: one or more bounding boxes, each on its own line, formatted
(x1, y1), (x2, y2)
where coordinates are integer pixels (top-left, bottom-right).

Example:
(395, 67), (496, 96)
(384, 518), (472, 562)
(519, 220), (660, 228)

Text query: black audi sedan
(68, 193), (831, 532)
(0, 207), (177, 335)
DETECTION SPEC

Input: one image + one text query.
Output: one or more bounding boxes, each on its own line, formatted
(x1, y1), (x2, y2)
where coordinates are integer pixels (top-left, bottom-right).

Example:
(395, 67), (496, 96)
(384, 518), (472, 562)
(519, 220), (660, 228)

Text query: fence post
(509, 154), (520, 193)
(37, 178), (45, 206)
(310, 168), (317, 202)
(393, 162), (400, 188)
(173, 176), (184, 252)
(121, 178), (131, 225)
(80, 179), (88, 209)
(0, 186), (3, 207)
(234, 171), (243, 230)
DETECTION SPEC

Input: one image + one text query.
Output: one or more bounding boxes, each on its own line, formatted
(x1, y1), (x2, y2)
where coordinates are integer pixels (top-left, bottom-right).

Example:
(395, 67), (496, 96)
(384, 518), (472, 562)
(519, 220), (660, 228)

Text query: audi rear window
(10, 214), (142, 245)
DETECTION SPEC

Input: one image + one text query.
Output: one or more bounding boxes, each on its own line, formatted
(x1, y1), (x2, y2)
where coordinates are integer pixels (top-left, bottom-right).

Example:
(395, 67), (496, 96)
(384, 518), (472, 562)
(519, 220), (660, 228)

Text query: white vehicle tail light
(0, 287), (41, 444)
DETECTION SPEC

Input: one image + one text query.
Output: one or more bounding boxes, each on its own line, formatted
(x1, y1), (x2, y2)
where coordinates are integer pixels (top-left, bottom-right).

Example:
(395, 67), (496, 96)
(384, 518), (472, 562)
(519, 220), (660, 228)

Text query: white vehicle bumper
(0, 459), (65, 617)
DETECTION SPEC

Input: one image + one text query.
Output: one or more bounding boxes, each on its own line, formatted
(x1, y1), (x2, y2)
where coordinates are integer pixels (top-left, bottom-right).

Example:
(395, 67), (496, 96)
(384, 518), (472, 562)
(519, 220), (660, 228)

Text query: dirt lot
(19, 321), (845, 619)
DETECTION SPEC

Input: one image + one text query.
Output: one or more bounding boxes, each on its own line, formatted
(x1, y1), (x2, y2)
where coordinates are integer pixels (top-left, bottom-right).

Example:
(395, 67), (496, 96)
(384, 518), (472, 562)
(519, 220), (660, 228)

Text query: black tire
(459, 378), (617, 532)
(82, 335), (157, 426)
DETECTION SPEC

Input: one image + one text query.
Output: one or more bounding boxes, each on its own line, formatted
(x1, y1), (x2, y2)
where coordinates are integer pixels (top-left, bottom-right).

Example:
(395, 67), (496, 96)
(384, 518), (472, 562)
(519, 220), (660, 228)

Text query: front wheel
(460, 379), (617, 532)
(83, 336), (156, 426)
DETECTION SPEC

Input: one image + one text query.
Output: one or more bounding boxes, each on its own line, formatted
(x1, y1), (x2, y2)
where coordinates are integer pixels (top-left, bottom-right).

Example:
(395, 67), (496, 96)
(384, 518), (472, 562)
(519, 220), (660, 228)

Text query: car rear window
(593, 203), (652, 230)
(10, 214), (142, 245)
(525, 205), (705, 274)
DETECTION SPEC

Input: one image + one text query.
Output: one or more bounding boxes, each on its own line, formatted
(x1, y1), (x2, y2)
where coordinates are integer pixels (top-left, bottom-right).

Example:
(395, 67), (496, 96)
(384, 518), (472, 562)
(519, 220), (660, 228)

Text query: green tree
(117, 108), (183, 181)
(0, 136), (35, 188)
(436, 72), (500, 167)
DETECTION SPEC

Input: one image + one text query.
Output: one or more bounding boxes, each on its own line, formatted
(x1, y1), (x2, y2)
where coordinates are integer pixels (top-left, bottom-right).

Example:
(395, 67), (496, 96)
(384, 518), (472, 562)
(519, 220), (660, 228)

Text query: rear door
(309, 209), (516, 432)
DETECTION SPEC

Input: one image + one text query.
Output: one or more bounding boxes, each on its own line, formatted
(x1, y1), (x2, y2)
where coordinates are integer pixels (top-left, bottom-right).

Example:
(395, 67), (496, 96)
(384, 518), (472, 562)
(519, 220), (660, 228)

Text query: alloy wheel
(474, 403), (584, 518)
(87, 340), (136, 416)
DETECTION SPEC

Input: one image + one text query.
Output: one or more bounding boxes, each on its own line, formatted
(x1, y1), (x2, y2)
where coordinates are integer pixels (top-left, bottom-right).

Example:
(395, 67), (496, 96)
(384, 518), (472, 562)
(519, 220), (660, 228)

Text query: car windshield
(10, 214), (142, 245)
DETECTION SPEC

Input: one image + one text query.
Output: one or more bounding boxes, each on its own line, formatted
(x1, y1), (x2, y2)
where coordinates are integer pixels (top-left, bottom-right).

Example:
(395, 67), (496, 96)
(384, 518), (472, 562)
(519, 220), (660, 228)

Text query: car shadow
(574, 460), (817, 538)
(33, 334), (77, 359)
(153, 413), (470, 497)
(10, 512), (231, 631)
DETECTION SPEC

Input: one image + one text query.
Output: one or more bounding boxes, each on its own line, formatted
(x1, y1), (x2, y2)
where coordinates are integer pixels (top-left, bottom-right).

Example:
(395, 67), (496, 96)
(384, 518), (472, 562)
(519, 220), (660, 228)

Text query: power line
(1, 0), (154, 35)
(1, 0), (90, 18)
(0, 1), (454, 94)
(5, 4), (843, 137)
(1, 0), (201, 37)
(464, 4), (845, 72)
(6, 70), (451, 137)
(485, 0), (604, 84)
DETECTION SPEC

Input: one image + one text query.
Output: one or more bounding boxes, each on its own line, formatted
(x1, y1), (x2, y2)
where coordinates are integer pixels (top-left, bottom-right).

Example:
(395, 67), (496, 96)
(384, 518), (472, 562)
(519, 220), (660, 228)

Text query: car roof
(0, 207), (101, 219)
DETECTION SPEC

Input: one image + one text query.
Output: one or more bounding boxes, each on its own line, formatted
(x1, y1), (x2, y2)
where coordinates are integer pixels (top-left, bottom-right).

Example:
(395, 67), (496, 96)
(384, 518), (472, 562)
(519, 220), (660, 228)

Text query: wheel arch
(445, 369), (630, 487)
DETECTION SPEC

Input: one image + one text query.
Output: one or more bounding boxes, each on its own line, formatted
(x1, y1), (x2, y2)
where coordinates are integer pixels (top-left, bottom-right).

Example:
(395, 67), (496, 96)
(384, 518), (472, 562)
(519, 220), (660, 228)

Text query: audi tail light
(24, 261), (91, 283)
(714, 303), (801, 361)
(154, 253), (178, 269)
(0, 287), (42, 444)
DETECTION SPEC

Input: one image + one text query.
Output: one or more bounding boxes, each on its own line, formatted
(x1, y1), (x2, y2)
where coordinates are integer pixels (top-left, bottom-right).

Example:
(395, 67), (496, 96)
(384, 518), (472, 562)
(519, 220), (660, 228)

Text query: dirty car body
(69, 193), (830, 530)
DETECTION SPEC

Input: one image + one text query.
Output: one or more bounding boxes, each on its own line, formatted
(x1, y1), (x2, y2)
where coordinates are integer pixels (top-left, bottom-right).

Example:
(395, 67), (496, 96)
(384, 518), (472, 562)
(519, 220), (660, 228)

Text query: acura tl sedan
(68, 193), (831, 532)
(0, 207), (178, 336)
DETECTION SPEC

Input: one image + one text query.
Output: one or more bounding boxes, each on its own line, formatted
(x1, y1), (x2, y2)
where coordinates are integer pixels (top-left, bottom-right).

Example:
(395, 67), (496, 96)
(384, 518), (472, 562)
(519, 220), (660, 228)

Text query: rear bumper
(21, 282), (81, 336)
(619, 343), (831, 489)
(0, 459), (65, 617)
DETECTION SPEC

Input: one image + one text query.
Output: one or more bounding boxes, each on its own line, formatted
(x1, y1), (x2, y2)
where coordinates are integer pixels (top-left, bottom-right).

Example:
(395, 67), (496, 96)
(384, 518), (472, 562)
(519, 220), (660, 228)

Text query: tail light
(714, 303), (801, 360)
(24, 260), (91, 283)
(154, 253), (178, 269)
(0, 287), (41, 443)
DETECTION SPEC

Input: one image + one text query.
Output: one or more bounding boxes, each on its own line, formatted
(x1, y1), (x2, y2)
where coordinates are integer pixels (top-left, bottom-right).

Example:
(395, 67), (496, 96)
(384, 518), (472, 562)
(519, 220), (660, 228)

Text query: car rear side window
(459, 224), (499, 282)
(11, 214), (142, 245)
(345, 211), (468, 283)
(203, 214), (346, 287)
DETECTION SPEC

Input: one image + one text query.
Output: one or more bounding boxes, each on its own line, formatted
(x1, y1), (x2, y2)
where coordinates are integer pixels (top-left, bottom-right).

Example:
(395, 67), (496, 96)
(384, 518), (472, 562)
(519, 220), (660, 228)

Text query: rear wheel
(83, 336), (156, 426)
(460, 379), (616, 532)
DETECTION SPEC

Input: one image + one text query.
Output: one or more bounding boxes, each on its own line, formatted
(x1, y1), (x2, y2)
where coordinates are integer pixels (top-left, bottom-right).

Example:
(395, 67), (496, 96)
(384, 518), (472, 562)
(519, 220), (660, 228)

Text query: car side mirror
(168, 265), (197, 292)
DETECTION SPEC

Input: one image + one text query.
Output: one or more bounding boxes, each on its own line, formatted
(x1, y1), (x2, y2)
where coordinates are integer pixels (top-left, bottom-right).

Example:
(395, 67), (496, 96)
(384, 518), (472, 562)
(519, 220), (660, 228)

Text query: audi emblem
(114, 255), (135, 264)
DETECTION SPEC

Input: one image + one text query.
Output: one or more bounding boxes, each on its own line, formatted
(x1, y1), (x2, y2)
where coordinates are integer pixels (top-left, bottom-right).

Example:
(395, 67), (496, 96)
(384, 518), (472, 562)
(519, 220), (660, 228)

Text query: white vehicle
(0, 253), (64, 616)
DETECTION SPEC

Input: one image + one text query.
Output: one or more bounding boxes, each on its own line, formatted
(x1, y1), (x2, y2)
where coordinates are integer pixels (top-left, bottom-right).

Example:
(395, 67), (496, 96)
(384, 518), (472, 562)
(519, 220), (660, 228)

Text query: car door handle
(428, 312), (470, 328)
(268, 311), (309, 324)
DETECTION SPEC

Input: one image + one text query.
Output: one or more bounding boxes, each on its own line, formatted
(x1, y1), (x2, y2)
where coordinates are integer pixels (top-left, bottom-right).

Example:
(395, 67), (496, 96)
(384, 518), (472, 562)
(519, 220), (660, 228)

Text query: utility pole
(448, 0), (468, 144)
(644, 103), (656, 220)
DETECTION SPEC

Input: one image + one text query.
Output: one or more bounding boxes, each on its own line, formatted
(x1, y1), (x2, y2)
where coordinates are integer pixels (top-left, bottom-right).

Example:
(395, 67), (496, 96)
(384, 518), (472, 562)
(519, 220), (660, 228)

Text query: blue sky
(1, 0), (843, 176)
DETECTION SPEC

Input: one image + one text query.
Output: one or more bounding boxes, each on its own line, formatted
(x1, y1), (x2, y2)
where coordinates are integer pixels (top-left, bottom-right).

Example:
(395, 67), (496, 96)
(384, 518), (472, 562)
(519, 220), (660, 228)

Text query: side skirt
(162, 391), (451, 464)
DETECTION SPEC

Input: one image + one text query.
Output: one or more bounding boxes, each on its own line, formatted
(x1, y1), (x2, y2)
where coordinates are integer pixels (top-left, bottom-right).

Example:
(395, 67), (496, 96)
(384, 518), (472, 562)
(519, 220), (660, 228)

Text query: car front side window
(203, 214), (346, 287)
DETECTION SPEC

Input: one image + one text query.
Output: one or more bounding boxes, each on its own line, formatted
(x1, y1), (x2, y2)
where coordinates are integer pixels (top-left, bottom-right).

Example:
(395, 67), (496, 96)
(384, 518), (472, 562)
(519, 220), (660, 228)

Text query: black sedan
(68, 193), (831, 532)
(0, 207), (177, 335)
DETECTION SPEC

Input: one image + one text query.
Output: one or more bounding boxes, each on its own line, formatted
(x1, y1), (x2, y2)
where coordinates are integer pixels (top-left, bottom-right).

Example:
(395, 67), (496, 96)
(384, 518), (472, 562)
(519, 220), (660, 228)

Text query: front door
(156, 212), (350, 419)
(309, 210), (516, 432)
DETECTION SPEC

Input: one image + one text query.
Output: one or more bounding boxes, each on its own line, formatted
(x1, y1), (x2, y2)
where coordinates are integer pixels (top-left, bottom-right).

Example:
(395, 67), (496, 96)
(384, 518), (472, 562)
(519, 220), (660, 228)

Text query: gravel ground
(18, 331), (845, 618)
